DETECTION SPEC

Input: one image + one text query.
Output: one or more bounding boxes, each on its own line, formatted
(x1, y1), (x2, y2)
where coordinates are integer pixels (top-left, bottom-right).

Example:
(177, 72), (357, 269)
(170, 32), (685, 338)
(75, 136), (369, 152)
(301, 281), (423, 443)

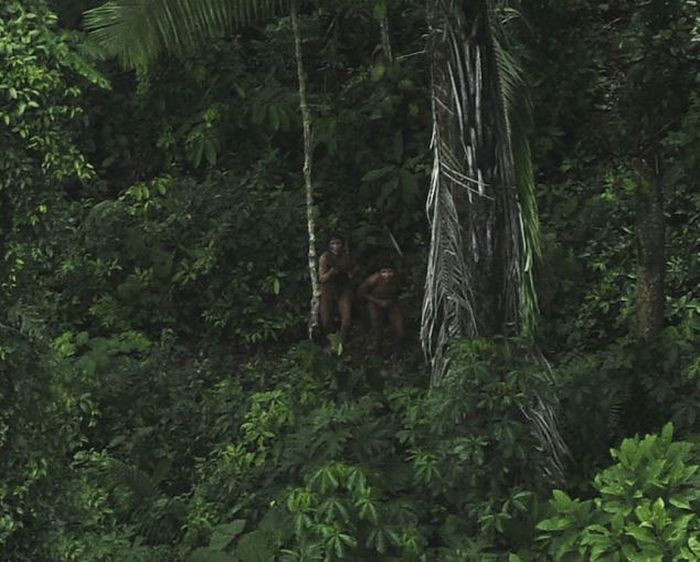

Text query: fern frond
(6, 303), (46, 341)
(108, 459), (159, 499)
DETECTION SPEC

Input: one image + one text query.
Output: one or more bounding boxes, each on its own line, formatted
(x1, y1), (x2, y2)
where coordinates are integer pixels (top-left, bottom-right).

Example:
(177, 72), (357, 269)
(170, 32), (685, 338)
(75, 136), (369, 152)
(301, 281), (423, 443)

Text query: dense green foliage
(538, 424), (700, 561)
(1, 0), (698, 560)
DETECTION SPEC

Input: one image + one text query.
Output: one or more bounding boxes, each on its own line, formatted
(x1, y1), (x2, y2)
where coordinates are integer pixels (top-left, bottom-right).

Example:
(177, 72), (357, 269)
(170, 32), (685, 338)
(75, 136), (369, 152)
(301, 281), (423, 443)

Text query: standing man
(318, 234), (356, 344)
(358, 262), (405, 354)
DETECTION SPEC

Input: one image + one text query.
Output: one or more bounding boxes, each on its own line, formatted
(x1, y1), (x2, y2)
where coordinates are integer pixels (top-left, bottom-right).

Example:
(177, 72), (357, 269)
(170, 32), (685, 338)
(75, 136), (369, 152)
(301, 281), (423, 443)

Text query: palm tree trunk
(422, 0), (527, 382)
(290, 1), (321, 339)
(422, 0), (565, 484)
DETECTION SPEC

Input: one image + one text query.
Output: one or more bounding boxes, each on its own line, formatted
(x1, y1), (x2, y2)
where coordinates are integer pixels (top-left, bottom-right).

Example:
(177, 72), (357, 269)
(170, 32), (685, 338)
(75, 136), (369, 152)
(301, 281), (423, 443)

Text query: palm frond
(423, 0), (517, 381)
(108, 459), (159, 499)
(6, 303), (46, 341)
(492, 17), (540, 339)
(518, 351), (569, 483)
(422, 0), (566, 479)
(422, 0), (542, 378)
(84, 0), (290, 69)
(421, 138), (477, 382)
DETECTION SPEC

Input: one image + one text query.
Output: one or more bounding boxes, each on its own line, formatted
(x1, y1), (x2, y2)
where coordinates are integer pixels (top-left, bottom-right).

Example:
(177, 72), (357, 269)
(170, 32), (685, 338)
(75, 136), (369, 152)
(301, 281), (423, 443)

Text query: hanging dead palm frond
(421, 0), (538, 384)
(422, 0), (566, 481)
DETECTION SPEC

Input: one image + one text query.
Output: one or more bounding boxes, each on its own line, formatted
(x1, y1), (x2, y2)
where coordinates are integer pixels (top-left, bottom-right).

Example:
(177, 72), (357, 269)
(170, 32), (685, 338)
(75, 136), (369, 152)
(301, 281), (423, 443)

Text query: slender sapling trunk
(290, 1), (321, 339)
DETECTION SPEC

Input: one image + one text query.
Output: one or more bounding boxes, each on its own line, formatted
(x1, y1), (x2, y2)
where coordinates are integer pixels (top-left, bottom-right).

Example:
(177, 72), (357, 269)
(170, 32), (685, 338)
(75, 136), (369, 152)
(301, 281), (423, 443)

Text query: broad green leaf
(536, 517), (571, 531)
(209, 520), (247, 551)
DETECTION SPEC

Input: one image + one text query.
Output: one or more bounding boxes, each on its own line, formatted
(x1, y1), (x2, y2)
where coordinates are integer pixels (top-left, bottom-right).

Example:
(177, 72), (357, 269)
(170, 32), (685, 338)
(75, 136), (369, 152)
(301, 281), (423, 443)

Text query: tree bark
(634, 155), (665, 342)
(422, 0), (528, 382)
(290, 1), (321, 339)
(380, 17), (393, 62)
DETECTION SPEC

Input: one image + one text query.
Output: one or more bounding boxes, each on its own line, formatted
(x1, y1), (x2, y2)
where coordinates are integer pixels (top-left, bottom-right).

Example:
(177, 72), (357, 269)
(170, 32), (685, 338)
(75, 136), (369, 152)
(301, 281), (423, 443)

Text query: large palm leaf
(84, 0), (289, 69)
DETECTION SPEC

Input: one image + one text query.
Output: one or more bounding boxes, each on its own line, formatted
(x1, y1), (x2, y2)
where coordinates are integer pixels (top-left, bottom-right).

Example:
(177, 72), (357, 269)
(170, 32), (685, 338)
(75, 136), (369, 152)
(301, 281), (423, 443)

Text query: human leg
(368, 303), (384, 352)
(338, 288), (352, 343)
(389, 304), (405, 351)
(320, 288), (335, 336)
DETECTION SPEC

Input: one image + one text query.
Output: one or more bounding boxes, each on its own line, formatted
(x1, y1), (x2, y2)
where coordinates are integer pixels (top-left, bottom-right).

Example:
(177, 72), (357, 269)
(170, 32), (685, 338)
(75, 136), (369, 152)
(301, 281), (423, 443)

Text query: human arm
(318, 253), (337, 284)
(346, 258), (359, 279)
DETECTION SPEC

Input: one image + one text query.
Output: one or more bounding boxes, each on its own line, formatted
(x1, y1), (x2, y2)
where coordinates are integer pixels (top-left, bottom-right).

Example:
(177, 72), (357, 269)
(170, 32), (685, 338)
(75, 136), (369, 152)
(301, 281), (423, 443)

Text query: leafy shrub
(56, 156), (307, 345)
(0, 325), (81, 558)
(537, 424), (700, 561)
(178, 339), (561, 560)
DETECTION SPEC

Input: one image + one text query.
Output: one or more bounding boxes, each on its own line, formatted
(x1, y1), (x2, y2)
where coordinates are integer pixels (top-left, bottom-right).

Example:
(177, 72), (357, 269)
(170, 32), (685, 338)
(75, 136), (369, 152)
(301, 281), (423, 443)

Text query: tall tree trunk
(421, 0), (530, 383)
(421, 2), (565, 480)
(634, 155), (665, 342)
(290, 1), (321, 339)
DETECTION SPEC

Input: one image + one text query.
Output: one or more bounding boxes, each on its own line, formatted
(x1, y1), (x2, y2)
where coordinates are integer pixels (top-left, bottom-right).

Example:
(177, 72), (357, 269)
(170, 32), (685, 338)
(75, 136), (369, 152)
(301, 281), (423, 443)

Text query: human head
(328, 234), (345, 255)
(379, 266), (396, 281)
(376, 258), (396, 281)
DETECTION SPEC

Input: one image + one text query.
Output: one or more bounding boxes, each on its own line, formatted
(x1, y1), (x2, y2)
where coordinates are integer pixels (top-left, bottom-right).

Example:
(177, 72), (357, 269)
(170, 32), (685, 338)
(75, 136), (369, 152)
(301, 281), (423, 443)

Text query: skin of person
(318, 236), (355, 343)
(358, 265), (405, 353)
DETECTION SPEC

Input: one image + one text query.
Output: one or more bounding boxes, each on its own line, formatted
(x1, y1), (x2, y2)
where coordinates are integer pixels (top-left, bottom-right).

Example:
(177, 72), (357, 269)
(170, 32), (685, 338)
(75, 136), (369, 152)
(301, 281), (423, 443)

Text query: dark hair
(375, 254), (396, 271)
(328, 233), (345, 244)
